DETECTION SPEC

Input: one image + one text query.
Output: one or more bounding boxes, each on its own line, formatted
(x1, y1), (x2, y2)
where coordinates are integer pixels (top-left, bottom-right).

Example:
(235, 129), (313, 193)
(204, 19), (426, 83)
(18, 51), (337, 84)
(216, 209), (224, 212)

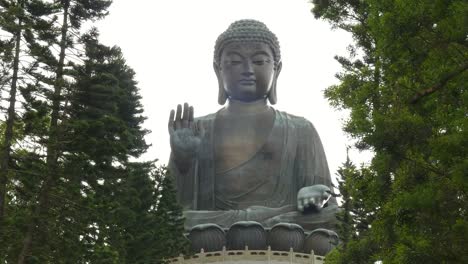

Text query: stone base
(169, 247), (325, 264)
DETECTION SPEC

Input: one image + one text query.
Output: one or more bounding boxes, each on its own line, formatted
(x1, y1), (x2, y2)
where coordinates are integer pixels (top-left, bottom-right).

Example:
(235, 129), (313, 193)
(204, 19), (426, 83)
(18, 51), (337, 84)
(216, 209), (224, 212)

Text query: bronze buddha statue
(168, 20), (338, 239)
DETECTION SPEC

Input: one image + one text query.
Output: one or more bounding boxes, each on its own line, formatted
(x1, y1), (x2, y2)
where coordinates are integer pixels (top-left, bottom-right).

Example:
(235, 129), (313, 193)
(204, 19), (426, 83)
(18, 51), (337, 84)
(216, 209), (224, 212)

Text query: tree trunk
(17, 1), (70, 262)
(0, 2), (22, 224)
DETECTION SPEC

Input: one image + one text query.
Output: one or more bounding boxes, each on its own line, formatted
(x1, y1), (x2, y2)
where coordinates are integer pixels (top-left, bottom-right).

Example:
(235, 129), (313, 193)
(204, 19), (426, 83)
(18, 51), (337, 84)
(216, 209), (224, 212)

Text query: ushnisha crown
(214, 19), (281, 68)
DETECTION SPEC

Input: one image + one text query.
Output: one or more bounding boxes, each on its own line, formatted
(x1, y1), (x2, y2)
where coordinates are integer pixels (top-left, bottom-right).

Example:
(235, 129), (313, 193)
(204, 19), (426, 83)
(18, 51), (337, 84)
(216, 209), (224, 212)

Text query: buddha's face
(216, 42), (280, 102)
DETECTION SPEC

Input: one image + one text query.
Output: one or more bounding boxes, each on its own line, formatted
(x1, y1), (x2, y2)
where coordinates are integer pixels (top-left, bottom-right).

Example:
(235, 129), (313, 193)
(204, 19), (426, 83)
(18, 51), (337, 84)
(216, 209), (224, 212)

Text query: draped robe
(169, 109), (338, 231)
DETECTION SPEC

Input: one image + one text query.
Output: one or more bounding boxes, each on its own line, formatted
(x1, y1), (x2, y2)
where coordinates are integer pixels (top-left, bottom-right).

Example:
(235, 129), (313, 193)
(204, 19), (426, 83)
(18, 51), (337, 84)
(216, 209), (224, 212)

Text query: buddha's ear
(268, 61), (282, 105)
(214, 62), (227, 105)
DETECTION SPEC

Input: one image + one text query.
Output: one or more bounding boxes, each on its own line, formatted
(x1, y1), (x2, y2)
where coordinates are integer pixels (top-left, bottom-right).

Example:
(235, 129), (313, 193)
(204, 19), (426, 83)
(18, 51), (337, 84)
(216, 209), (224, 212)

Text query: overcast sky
(95, 0), (373, 180)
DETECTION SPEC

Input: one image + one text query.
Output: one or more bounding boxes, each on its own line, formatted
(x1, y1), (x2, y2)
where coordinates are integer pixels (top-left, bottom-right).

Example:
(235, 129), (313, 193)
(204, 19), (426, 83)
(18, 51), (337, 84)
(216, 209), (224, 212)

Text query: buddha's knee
(303, 228), (339, 256)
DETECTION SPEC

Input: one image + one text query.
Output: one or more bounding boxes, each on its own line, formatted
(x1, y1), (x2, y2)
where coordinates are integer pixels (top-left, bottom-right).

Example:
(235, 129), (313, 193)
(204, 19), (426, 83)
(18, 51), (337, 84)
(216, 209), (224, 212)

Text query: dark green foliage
(334, 153), (369, 248)
(329, 153), (380, 263)
(66, 29), (148, 163)
(154, 170), (190, 261)
(334, 157), (354, 248)
(1, 1), (188, 262)
(312, 0), (467, 263)
(0, 1), (56, 250)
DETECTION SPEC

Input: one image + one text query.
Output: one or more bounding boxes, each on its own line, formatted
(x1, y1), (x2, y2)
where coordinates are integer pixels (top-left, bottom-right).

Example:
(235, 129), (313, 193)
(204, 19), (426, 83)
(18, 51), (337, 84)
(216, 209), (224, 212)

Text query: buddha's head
(214, 19), (282, 105)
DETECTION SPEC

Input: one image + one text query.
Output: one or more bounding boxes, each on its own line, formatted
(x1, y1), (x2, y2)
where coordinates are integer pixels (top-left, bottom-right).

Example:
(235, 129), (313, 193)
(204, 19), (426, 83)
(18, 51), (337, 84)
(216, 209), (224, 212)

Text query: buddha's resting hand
(168, 103), (204, 170)
(297, 184), (332, 213)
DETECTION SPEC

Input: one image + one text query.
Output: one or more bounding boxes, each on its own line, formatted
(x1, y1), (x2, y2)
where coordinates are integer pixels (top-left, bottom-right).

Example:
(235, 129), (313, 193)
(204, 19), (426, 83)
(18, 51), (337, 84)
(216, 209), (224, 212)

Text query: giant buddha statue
(168, 20), (338, 249)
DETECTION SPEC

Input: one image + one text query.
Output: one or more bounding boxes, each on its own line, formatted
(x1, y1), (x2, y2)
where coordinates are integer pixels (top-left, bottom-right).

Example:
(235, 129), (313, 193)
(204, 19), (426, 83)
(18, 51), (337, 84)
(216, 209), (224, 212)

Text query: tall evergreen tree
(16, 1), (112, 262)
(0, 1), (56, 259)
(0, 0), (23, 221)
(334, 151), (355, 249)
(327, 152), (379, 264)
(312, 0), (467, 262)
(0, 2), (189, 262)
(62, 30), (162, 262)
(154, 169), (189, 262)
(0, 0), (52, 224)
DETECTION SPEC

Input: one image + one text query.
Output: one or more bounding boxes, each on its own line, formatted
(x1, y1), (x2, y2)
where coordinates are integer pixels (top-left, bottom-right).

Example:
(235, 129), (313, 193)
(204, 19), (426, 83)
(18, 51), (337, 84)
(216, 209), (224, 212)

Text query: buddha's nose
(241, 61), (254, 76)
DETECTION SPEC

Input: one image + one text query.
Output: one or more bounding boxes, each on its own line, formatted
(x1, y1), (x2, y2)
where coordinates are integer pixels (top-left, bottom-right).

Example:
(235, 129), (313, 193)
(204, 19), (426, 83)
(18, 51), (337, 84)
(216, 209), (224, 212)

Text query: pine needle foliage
(312, 0), (468, 262)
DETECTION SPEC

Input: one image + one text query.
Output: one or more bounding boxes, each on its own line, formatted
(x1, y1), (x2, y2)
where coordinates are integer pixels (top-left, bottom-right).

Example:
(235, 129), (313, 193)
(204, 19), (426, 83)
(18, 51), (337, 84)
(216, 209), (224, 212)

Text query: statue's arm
(294, 118), (338, 209)
(168, 152), (196, 210)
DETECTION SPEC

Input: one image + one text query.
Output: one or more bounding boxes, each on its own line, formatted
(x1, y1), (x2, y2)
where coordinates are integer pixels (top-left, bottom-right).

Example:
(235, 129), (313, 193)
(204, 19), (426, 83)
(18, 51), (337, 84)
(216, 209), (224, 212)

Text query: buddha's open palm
(297, 184), (332, 213)
(168, 103), (204, 159)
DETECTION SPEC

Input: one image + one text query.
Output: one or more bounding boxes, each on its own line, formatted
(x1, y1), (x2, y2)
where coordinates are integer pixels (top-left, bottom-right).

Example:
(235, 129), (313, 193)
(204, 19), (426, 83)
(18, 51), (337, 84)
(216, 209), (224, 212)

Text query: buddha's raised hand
(168, 103), (204, 169)
(297, 184), (332, 213)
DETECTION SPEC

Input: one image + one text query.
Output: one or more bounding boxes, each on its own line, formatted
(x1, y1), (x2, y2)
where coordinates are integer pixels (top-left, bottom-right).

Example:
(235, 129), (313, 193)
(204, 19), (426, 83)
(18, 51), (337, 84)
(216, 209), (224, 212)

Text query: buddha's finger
(188, 106), (194, 128)
(298, 204), (304, 212)
(297, 198), (303, 210)
(168, 109), (175, 133)
(182, 103), (189, 128)
(175, 104), (182, 129)
(309, 197), (317, 205)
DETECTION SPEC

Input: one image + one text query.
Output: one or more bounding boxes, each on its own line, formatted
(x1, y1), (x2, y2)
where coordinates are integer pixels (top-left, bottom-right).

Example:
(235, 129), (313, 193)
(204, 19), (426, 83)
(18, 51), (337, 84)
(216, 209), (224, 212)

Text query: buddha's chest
(213, 111), (277, 173)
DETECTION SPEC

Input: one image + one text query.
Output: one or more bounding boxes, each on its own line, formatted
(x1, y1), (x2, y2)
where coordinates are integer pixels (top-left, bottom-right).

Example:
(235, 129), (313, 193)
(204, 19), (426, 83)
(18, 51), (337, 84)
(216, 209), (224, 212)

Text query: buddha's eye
(224, 53), (242, 66)
(252, 56), (271, 66)
(222, 60), (241, 66)
(229, 60), (242, 65)
(253, 60), (268, 65)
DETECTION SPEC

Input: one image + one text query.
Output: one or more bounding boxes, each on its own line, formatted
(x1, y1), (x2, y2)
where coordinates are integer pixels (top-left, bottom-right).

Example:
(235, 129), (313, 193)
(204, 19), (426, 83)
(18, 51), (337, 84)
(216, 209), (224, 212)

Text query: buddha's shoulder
(275, 109), (314, 127)
(194, 112), (217, 122)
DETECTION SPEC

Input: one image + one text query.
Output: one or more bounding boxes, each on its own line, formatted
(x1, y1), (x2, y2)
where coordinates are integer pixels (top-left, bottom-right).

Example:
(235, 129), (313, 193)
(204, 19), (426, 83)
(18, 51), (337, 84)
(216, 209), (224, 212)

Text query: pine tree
(154, 169), (189, 262)
(0, 1), (56, 259)
(16, 1), (112, 262)
(312, 0), (468, 262)
(327, 151), (379, 264)
(0, 0), (23, 221)
(334, 151), (355, 249)
(0, 2), (190, 262)
(63, 31), (164, 262)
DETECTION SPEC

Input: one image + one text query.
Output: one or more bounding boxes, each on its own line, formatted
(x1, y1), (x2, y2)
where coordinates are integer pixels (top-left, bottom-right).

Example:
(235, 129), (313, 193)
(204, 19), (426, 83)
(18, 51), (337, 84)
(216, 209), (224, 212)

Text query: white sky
(95, 0), (373, 181)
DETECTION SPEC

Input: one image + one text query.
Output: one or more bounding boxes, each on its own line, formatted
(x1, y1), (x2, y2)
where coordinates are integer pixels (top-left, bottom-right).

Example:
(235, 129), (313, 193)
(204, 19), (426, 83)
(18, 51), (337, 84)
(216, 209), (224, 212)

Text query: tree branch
(410, 63), (468, 104)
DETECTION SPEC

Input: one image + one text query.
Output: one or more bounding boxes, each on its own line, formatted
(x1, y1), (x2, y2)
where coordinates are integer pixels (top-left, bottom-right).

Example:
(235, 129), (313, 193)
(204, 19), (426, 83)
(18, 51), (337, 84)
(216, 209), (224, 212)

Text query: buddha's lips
(239, 79), (256, 85)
